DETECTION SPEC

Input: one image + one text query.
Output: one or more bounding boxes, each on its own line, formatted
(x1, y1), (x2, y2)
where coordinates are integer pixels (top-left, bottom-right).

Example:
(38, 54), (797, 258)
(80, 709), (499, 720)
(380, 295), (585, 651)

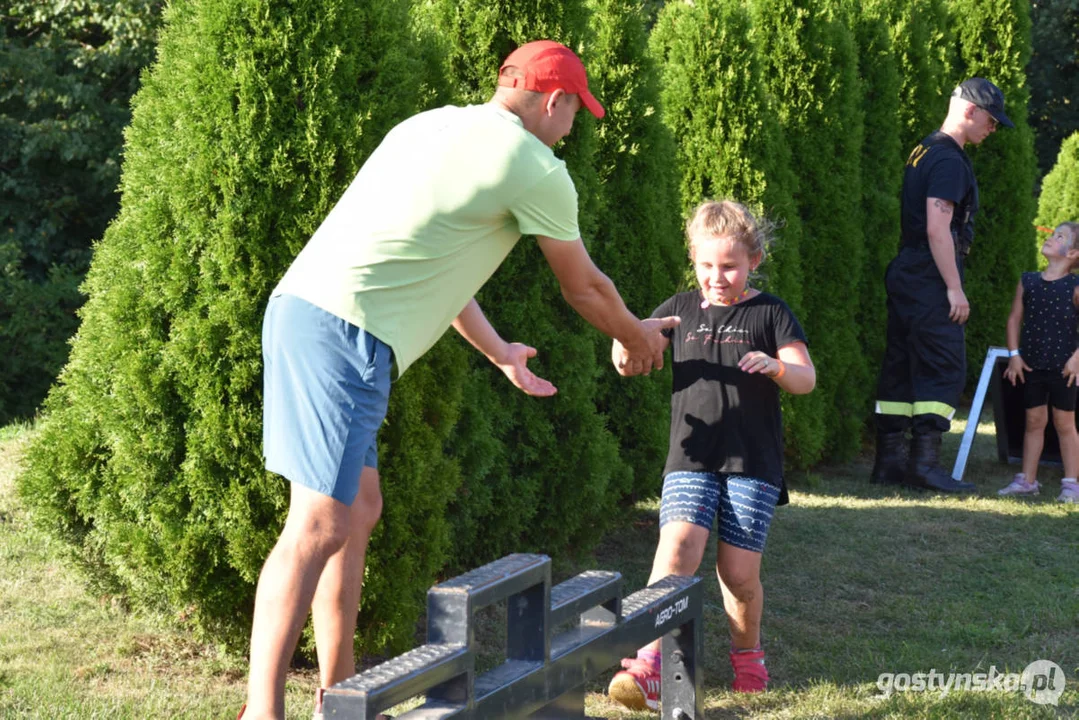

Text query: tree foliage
(0, 0), (164, 423)
(1029, 0), (1079, 177)
(852, 1), (903, 386)
(947, 0), (1038, 380)
(750, 0), (865, 462)
(1036, 131), (1079, 229)
(18, 0), (443, 652)
(585, 0), (684, 499)
(884, 0), (954, 152)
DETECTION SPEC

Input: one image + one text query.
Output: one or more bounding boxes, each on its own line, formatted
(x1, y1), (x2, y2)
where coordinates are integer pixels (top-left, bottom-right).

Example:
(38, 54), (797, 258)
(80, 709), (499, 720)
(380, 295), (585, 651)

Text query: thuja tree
(584, 0), (684, 499)
(0, 0), (164, 423)
(649, 0), (827, 467)
(749, 0), (866, 462)
(18, 0), (446, 653)
(417, 0), (629, 567)
(1036, 132), (1079, 230)
(947, 0), (1037, 384)
(851, 1), (903, 385)
(884, 0), (954, 153)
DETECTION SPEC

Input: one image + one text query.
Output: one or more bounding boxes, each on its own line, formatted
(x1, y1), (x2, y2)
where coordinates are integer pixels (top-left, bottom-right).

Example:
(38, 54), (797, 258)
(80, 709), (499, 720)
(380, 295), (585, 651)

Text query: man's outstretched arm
(537, 236), (679, 376)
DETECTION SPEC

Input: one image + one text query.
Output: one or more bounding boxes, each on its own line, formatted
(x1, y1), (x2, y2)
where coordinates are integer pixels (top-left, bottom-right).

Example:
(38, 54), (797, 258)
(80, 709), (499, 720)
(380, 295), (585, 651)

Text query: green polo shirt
(273, 103), (580, 375)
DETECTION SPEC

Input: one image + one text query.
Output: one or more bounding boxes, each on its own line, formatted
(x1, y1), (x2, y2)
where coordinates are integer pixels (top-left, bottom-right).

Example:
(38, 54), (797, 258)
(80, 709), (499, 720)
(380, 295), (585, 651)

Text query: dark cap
(951, 78), (1014, 128)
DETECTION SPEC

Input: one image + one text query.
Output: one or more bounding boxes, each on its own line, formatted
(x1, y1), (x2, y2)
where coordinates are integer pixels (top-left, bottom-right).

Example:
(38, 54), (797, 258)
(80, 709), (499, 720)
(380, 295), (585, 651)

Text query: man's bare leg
(313, 466), (384, 688)
(244, 484), (353, 720)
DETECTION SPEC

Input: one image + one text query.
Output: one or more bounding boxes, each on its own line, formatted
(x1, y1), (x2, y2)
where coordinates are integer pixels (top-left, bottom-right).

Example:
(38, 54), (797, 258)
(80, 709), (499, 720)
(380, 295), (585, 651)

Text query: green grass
(0, 423), (319, 719)
(1, 406), (1077, 718)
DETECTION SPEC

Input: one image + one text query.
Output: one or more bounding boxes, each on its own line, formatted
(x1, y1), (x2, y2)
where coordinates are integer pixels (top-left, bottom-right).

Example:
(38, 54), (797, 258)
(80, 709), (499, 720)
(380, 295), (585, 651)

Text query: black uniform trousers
(875, 246), (966, 435)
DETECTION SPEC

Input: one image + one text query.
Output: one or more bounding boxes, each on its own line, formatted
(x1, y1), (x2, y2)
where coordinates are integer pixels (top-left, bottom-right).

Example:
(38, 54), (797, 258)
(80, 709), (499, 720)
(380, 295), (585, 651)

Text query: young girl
(607, 200), (816, 710)
(999, 221), (1079, 504)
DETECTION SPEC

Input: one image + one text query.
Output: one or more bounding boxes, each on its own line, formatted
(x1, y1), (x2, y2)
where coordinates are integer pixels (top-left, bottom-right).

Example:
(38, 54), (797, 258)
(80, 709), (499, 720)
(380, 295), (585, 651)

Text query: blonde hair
(686, 200), (773, 262)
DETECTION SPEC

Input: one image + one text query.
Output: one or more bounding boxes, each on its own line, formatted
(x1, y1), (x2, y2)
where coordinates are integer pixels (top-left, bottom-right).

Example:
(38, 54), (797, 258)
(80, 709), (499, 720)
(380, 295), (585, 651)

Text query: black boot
(906, 431), (976, 493)
(870, 431), (907, 485)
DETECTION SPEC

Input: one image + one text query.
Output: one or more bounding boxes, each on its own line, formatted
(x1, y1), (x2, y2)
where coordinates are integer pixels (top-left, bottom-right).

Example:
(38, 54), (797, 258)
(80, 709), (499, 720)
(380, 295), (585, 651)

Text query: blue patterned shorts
(659, 471), (780, 553)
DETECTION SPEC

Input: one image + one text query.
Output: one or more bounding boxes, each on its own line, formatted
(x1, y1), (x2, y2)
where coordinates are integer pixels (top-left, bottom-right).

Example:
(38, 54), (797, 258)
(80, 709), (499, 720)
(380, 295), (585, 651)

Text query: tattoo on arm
(932, 198), (954, 214)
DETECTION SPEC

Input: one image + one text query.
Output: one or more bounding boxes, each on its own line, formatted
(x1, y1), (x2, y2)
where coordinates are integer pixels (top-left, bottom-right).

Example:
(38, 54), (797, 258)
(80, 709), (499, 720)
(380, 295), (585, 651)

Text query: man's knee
(353, 467), (383, 532)
(281, 488), (354, 556)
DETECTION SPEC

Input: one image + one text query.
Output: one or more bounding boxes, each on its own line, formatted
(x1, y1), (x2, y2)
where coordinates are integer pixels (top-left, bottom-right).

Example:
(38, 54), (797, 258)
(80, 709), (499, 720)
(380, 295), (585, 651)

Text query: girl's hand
(1003, 355), (1029, 386)
(739, 351), (781, 377)
(1063, 354), (1079, 388)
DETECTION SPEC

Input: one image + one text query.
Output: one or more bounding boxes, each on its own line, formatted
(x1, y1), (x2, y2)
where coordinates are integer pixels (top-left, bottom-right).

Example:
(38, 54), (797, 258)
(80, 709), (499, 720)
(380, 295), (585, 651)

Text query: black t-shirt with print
(1019, 271), (1079, 371)
(900, 131), (978, 258)
(651, 291), (808, 505)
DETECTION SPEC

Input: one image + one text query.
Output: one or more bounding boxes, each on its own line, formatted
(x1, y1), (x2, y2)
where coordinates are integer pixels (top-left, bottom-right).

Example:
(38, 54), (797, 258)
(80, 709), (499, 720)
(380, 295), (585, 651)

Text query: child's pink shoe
(730, 646), (769, 693)
(998, 474), (1039, 496)
(608, 656), (661, 710)
(1058, 480), (1079, 503)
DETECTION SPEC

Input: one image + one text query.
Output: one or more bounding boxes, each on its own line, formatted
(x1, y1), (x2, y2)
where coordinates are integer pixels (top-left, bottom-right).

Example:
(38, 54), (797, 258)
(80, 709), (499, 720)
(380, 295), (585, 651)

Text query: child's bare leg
(1022, 405), (1048, 482)
(637, 521), (710, 655)
(1052, 407), (1079, 479)
(716, 542), (764, 650)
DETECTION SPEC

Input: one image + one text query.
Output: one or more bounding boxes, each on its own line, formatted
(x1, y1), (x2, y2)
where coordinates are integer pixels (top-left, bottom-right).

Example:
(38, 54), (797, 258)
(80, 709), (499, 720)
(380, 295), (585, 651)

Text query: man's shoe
(608, 657), (660, 711)
(870, 430), (907, 485)
(906, 432), (976, 493)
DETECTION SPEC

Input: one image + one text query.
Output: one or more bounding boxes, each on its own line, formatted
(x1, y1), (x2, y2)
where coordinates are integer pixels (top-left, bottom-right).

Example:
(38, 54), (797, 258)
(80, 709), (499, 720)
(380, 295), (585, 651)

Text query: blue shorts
(262, 294), (392, 505)
(659, 471), (781, 553)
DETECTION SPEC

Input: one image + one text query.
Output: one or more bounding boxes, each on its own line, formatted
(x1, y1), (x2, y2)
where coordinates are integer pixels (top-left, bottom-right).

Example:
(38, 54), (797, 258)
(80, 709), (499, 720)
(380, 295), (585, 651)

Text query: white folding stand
(951, 346), (1009, 482)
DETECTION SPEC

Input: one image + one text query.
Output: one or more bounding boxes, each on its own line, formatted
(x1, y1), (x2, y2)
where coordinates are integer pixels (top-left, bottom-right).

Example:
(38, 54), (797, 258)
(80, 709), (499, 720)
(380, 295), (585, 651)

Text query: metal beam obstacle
(321, 553), (704, 719)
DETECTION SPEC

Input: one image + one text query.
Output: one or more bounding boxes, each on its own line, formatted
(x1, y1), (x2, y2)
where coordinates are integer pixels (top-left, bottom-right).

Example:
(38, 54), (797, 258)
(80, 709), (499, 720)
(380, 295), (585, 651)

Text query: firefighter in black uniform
(871, 78), (1014, 492)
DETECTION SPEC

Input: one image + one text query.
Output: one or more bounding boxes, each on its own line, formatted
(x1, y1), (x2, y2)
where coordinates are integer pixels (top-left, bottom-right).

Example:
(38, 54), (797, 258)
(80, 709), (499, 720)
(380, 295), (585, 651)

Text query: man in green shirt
(242, 40), (679, 719)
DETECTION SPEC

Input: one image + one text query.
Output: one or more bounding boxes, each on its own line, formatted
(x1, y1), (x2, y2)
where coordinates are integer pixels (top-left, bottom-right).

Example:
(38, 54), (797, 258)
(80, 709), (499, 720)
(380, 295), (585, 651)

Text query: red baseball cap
(497, 40), (605, 119)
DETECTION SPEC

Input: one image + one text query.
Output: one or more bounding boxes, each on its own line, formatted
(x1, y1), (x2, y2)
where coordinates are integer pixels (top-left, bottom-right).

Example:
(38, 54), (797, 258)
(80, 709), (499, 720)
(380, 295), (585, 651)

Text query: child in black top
(1000, 221), (1079, 503)
(607, 200), (816, 710)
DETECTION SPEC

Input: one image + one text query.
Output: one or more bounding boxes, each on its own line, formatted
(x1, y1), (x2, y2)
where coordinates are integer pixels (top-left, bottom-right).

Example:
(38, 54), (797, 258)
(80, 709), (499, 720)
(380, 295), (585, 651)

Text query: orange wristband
(773, 359), (786, 379)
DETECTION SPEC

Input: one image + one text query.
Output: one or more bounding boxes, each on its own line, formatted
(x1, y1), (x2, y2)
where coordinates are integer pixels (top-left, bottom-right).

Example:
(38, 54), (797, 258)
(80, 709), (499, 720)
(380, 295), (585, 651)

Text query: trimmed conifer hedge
(18, 0), (444, 652)
(1036, 132), (1079, 229)
(1035, 132), (1079, 248)
(887, 0), (954, 153)
(749, 0), (866, 463)
(852, 2), (903, 384)
(947, 0), (1038, 382)
(584, 0), (685, 500)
